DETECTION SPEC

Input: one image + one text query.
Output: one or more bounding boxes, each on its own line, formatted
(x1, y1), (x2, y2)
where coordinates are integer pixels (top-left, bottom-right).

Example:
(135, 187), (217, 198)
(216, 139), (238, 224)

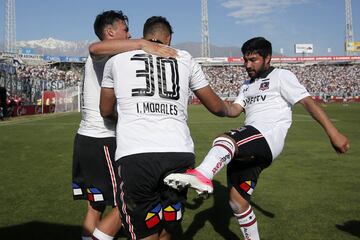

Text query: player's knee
(229, 199), (250, 214)
(229, 199), (241, 213)
(228, 188), (250, 214)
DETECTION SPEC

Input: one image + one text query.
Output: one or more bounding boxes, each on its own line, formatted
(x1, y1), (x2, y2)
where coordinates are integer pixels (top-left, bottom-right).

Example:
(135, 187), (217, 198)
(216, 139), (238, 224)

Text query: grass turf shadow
(336, 220), (360, 238)
(0, 221), (82, 240)
(0, 221), (128, 240)
(179, 180), (275, 240)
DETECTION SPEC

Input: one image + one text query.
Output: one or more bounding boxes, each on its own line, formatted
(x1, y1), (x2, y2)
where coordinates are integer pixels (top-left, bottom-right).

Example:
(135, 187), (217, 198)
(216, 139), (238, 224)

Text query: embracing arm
(89, 39), (177, 59)
(299, 96), (349, 153)
(100, 87), (117, 121)
(193, 86), (244, 117)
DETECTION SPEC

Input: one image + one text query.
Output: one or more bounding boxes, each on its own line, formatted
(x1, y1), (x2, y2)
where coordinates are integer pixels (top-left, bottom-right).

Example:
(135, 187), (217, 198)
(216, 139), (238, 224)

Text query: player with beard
(164, 37), (349, 240)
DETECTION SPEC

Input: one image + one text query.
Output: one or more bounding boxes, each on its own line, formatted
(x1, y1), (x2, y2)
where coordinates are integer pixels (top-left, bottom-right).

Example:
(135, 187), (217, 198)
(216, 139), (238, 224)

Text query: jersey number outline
(130, 54), (180, 100)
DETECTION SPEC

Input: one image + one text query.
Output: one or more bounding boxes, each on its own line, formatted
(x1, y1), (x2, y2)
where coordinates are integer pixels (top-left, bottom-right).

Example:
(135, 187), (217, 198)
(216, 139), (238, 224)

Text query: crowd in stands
(288, 64), (359, 99)
(14, 62), (359, 99)
(0, 64), (83, 103)
(1, 61), (359, 107)
(16, 64), (82, 87)
(202, 64), (360, 99)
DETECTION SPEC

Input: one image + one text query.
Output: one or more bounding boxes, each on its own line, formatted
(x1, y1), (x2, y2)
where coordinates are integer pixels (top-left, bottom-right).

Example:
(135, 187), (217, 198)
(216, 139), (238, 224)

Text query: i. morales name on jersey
(136, 101), (178, 115)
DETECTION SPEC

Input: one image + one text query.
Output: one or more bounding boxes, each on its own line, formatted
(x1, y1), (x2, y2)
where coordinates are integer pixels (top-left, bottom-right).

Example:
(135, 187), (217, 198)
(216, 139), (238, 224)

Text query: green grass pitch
(0, 103), (359, 239)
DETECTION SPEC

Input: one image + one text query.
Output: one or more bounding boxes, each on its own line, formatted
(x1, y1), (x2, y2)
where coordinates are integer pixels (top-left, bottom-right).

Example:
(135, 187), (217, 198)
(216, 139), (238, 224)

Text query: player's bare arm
(194, 86), (243, 118)
(100, 87), (117, 121)
(224, 101), (243, 118)
(193, 86), (227, 117)
(299, 96), (349, 153)
(89, 39), (177, 59)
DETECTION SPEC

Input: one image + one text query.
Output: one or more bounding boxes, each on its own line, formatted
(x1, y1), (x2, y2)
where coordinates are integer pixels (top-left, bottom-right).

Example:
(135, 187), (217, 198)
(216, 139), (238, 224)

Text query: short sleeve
(101, 58), (114, 88)
(189, 58), (209, 91)
(279, 69), (310, 105)
(234, 85), (246, 108)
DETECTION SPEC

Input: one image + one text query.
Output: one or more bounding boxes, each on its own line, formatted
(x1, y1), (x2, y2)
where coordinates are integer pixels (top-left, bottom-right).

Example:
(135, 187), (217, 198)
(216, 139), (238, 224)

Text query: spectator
(0, 87), (6, 120)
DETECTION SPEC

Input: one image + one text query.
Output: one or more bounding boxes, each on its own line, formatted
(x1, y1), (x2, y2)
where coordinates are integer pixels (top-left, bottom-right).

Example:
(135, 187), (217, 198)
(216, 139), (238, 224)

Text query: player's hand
(142, 41), (178, 58)
(329, 132), (349, 154)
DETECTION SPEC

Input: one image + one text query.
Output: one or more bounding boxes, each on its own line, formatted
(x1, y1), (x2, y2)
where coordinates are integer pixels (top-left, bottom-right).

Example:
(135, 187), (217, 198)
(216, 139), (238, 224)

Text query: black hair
(93, 10), (128, 40)
(143, 16), (173, 38)
(241, 37), (272, 58)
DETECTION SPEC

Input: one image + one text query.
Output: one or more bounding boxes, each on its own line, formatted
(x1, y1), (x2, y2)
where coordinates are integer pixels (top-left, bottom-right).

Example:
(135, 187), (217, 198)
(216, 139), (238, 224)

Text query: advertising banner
(346, 42), (360, 52)
(295, 44), (314, 54)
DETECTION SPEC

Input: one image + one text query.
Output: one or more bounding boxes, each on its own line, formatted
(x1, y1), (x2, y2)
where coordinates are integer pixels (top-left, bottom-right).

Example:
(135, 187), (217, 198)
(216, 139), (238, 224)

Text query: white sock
(81, 236), (93, 240)
(234, 206), (260, 240)
(93, 228), (114, 240)
(196, 137), (236, 179)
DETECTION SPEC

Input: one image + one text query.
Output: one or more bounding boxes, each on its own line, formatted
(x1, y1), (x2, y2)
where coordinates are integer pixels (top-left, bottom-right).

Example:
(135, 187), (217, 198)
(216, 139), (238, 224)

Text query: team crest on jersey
(145, 203), (163, 229)
(86, 187), (104, 202)
(163, 202), (183, 221)
(259, 81), (269, 91)
(239, 181), (256, 195)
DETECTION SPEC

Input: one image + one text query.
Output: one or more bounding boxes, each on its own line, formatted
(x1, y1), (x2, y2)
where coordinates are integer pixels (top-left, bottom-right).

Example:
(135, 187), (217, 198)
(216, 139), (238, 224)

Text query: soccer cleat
(164, 169), (214, 195)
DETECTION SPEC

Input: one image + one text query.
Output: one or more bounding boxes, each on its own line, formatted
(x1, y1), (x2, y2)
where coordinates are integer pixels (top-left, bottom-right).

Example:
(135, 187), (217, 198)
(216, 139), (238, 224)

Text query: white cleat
(164, 169), (214, 195)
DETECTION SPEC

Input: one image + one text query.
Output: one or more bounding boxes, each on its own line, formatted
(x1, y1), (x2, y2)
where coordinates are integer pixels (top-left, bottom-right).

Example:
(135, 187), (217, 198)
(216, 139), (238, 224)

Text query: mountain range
(13, 37), (244, 58)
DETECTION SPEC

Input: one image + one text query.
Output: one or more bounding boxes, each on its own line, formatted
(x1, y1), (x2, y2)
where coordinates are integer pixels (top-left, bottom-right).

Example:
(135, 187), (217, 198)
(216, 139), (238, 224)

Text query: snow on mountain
(13, 37), (251, 58)
(16, 37), (92, 56)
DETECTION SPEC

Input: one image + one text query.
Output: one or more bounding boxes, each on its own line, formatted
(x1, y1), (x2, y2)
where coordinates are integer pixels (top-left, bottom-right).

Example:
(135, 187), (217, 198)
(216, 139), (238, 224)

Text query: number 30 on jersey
(131, 54), (180, 100)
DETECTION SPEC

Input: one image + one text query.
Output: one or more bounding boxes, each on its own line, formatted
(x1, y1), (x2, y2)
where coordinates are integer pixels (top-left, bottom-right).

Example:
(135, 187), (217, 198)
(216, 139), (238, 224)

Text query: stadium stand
(0, 56), (83, 117)
(201, 63), (360, 102)
(0, 54), (359, 118)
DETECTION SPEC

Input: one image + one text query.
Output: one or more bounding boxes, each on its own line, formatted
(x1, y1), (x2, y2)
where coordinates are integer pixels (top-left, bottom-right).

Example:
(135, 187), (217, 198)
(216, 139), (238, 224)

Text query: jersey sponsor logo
(259, 81), (270, 91)
(136, 102), (178, 115)
(243, 95), (267, 107)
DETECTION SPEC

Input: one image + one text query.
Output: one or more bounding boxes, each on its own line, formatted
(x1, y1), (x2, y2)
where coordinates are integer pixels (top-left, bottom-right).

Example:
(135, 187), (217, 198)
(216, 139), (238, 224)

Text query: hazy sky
(0, 0), (359, 56)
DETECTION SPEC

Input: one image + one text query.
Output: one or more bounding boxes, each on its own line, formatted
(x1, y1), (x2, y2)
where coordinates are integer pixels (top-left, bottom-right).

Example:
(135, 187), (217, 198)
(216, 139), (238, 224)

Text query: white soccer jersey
(102, 50), (209, 160)
(77, 56), (116, 138)
(234, 68), (310, 159)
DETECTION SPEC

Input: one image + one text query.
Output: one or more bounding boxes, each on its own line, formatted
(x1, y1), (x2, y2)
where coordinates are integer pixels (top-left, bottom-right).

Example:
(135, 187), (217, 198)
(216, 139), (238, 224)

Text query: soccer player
(100, 16), (227, 240)
(164, 37), (350, 240)
(72, 11), (176, 240)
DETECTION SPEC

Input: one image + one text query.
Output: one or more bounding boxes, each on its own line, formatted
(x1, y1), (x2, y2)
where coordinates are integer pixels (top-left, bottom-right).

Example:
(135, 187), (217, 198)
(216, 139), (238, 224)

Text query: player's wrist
(139, 39), (150, 50)
(327, 128), (340, 139)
